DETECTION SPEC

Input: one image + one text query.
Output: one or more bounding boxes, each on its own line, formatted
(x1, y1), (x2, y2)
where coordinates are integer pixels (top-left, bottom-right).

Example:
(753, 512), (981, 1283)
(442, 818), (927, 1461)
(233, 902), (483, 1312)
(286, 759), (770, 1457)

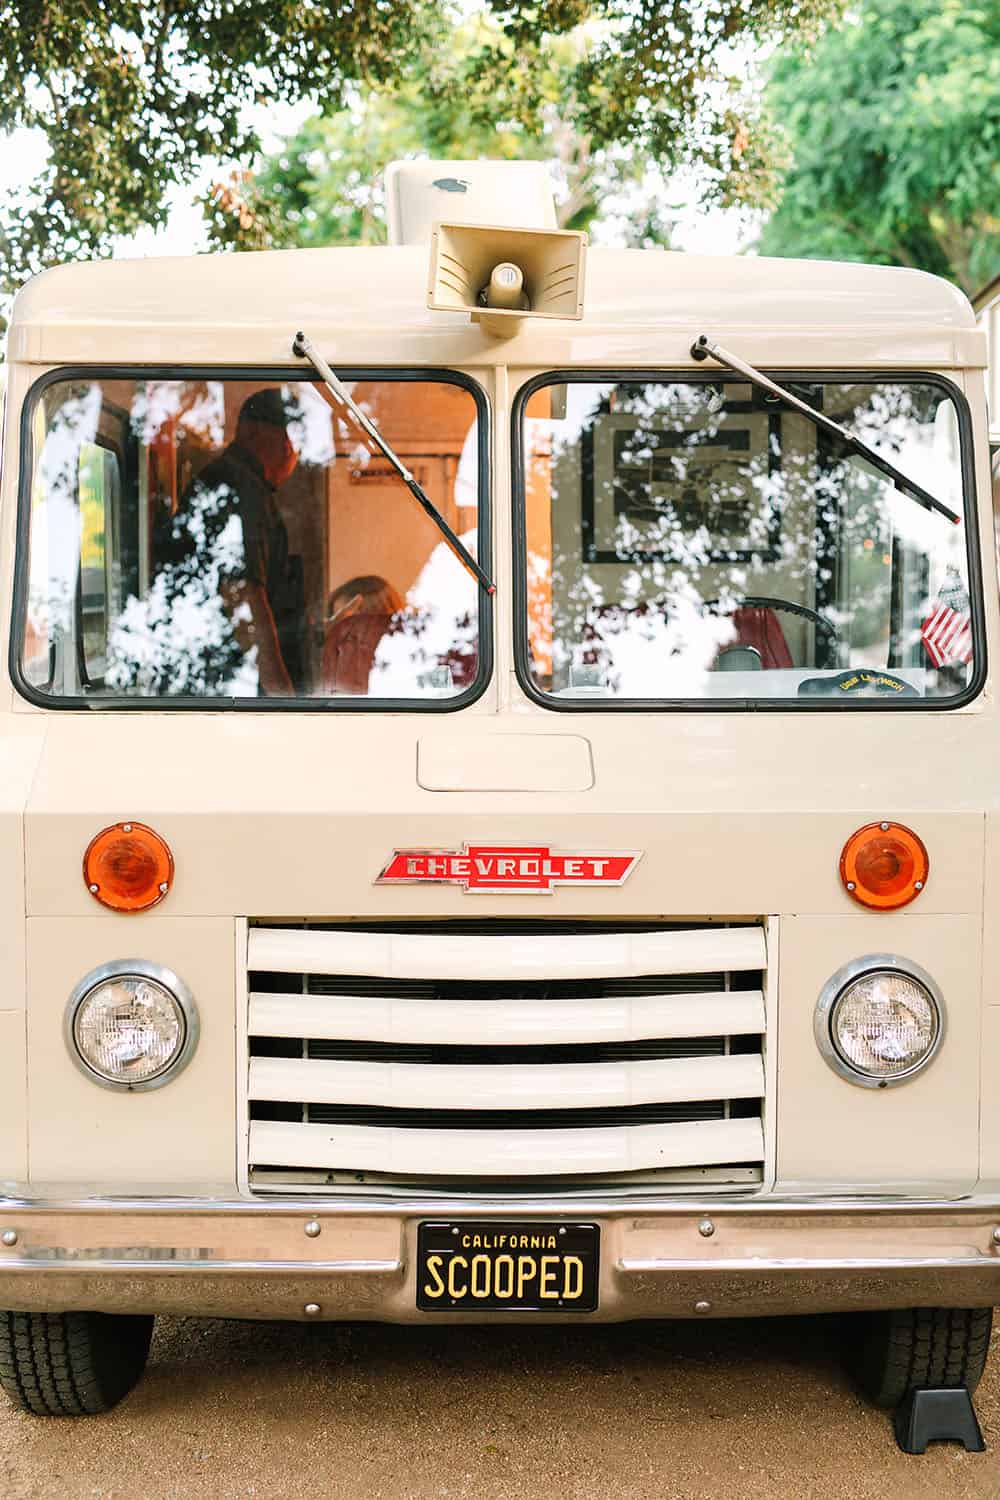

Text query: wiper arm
(691, 335), (960, 526)
(292, 331), (495, 593)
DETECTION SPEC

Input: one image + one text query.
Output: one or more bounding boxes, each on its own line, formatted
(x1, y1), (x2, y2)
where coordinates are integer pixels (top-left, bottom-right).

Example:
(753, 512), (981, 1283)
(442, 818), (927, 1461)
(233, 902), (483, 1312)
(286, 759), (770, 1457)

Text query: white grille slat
(249, 1117), (764, 1178)
(249, 989), (765, 1045)
(250, 1054), (764, 1110)
(249, 925), (765, 981)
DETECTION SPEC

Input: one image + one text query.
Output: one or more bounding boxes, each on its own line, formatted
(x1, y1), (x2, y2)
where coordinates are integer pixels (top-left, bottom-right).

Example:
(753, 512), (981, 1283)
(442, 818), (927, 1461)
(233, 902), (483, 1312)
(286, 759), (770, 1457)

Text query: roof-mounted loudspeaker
(428, 222), (587, 339)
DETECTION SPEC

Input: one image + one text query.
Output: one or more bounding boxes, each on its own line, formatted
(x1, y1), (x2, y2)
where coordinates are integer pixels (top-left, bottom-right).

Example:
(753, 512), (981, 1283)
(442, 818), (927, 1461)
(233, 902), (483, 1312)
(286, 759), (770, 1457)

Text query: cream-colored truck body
(1, 218), (999, 1361)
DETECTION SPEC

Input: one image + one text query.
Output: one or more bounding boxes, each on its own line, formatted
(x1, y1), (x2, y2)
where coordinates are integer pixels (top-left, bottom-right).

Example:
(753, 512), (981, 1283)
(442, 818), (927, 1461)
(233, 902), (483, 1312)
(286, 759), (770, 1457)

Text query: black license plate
(416, 1221), (599, 1312)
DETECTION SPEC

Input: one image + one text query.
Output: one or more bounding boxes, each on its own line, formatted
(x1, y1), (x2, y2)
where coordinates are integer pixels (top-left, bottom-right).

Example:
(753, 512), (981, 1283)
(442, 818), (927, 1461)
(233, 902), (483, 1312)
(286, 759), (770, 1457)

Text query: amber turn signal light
(839, 821), (928, 910)
(83, 822), (174, 913)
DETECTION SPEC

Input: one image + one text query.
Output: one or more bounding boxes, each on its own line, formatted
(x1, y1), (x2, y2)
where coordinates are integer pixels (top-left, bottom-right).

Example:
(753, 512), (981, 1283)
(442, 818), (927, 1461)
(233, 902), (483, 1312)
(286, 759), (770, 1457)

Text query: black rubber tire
(0, 1311), (154, 1416)
(847, 1306), (994, 1410)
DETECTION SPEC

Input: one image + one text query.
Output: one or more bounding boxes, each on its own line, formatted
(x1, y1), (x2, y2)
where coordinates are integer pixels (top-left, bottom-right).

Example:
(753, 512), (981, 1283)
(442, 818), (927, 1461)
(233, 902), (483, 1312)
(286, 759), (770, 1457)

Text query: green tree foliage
(249, 3), (842, 253)
(758, 0), (1000, 294)
(0, 1), (842, 288)
(0, 0), (423, 291)
(251, 20), (674, 250)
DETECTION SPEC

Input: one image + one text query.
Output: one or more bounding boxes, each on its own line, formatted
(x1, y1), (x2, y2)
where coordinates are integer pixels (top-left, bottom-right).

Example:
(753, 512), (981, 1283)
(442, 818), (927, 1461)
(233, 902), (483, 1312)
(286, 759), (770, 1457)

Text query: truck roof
(7, 244), (985, 370)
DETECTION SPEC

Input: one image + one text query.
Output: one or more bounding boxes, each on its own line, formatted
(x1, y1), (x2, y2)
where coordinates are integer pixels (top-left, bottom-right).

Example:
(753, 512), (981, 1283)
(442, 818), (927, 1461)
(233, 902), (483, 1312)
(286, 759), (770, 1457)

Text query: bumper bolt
(698, 1218), (715, 1238)
(1, 1230), (17, 1247)
(304, 1303), (321, 1317)
(695, 1300), (711, 1315)
(304, 1220), (321, 1239)
(992, 1228), (1000, 1247)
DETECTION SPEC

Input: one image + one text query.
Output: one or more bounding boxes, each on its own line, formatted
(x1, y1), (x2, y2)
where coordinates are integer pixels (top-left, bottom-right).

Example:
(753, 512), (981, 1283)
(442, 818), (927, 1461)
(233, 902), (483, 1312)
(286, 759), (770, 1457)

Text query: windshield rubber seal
(11, 363), (493, 714)
(510, 367), (986, 714)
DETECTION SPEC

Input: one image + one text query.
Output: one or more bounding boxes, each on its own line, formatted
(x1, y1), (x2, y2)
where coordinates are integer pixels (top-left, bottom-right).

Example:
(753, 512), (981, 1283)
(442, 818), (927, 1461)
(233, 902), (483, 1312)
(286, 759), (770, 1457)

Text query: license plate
(416, 1221), (599, 1312)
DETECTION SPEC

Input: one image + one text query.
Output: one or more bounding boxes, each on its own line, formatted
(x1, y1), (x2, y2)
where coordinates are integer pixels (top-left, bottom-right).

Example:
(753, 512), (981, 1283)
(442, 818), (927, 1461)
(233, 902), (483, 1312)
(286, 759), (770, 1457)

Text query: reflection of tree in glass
(33, 385), (102, 644)
(106, 476), (254, 696)
(130, 381), (226, 450)
(523, 378), (968, 698)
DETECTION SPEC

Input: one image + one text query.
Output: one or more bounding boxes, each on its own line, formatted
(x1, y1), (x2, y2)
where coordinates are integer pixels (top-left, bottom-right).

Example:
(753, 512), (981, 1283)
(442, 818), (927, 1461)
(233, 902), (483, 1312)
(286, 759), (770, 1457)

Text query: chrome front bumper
(1, 1196), (999, 1322)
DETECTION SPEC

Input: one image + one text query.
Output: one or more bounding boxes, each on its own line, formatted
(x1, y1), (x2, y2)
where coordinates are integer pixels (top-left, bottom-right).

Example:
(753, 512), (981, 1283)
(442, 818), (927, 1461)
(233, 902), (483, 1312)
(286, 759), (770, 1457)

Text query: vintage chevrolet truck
(0, 161), (997, 1420)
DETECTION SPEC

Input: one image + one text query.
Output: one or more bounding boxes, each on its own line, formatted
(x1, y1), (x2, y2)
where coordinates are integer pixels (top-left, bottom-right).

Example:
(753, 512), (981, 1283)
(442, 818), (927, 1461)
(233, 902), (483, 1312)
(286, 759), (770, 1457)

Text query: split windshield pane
(21, 373), (485, 705)
(518, 375), (977, 705)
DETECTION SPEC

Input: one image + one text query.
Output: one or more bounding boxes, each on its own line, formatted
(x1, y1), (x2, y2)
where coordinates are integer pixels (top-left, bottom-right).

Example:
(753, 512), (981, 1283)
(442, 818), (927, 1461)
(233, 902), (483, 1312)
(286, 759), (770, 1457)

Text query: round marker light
(839, 821), (928, 910)
(815, 957), (943, 1088)
(66, 962), (198, 1090)
(84, 822), (174, 912)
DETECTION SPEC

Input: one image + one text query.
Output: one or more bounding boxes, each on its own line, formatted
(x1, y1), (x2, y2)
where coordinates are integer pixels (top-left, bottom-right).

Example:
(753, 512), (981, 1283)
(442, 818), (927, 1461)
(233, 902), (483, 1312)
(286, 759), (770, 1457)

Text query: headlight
(65, 962), (198, 1091)
(815, 956), (944, 1088)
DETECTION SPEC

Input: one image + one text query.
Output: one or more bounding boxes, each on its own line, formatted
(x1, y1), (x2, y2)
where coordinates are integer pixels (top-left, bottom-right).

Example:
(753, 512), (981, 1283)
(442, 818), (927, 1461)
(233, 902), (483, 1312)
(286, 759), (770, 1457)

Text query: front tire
(847, 1306), (993, 1409)
(0, 1310), (154, 1415)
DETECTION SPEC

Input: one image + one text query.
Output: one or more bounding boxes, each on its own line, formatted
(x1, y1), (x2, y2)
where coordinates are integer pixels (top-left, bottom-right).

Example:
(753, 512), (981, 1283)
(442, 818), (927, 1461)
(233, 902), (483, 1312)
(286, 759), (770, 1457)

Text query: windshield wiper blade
(691, 335), (960, 526)
(292, 331), (495, 594)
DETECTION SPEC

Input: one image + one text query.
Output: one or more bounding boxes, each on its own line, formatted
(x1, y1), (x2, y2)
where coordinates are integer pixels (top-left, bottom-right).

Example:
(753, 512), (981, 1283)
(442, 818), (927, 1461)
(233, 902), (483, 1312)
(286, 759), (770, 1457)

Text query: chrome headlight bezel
(64, 960), (199, 1092)
(814, 954), (945, 1089)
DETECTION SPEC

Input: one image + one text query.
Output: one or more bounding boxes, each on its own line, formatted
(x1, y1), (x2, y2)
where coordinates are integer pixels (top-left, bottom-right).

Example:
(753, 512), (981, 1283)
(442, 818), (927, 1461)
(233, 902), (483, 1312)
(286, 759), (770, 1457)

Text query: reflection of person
(187, 389), (301, 695)
(107, 388), (304, 698)
(321, 575), (404, 695)
(370, 528), (480, 694)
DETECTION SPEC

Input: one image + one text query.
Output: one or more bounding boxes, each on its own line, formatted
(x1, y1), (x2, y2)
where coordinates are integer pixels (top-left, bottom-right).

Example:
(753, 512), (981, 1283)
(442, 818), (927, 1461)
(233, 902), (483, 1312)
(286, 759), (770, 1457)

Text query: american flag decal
(921, 573), (973, 669)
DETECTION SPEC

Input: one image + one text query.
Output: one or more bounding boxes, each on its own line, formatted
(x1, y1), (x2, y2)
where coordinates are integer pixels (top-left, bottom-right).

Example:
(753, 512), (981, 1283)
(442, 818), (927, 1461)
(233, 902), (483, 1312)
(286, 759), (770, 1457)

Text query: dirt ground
(3, 1313), (1000, 1499)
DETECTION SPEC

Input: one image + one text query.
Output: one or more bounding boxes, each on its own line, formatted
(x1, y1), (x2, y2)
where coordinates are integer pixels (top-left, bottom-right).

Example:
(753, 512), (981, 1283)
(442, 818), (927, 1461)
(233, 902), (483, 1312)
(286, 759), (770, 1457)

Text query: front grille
(244, 921), (767, 1192)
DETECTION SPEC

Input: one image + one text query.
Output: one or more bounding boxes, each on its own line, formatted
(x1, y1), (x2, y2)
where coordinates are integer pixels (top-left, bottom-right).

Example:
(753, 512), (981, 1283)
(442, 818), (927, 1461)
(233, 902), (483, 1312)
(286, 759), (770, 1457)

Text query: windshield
(517, 374), (979, 706)
(19, 371), (487, 706)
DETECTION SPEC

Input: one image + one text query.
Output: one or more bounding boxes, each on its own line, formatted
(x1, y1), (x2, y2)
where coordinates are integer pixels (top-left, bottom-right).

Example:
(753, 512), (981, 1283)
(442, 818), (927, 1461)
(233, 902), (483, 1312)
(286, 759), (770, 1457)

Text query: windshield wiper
(691, 335), (960, 526)
(292, 331), (495, 593)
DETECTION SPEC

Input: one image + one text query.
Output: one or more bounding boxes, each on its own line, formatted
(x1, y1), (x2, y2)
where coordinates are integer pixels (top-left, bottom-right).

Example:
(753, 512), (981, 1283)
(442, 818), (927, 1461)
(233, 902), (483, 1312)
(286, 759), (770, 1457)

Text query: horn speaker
(428, 222), (587, 338)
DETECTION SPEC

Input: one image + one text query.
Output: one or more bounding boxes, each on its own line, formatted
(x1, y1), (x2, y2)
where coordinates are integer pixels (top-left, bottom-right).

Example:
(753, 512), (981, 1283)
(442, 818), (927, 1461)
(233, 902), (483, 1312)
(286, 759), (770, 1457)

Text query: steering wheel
(703, 594), (840, 652)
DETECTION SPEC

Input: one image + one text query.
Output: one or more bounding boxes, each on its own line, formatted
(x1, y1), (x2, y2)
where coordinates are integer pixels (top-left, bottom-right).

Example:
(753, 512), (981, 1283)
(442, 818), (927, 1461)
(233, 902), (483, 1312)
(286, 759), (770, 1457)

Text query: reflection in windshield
(520, 377), (973, 702)
(22, 375), (484, 703)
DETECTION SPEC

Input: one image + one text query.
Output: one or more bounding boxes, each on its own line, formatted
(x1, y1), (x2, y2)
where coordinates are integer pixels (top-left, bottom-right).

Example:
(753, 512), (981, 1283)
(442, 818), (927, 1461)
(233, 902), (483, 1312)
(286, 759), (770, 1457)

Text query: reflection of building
(327, 380), (475, 602)
(974, 273), (1000, 446)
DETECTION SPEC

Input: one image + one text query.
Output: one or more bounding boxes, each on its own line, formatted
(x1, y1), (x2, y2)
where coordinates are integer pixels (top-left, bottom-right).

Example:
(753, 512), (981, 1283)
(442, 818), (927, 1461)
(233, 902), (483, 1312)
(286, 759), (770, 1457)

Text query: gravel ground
(3, 1312), (1000, 1499)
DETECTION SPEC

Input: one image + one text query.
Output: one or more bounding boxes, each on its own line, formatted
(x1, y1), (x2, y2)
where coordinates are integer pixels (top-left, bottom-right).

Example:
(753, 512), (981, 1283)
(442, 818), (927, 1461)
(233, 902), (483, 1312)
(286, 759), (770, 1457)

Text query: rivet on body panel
(698, 1218), (715, 1238)
(694, 1300), (711, 1315)
(304, 1302), (322, 1316)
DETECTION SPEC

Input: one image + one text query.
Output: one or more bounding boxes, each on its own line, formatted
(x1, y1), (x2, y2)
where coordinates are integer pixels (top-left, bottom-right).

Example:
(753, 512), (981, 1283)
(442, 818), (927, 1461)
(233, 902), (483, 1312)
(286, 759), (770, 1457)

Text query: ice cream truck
(1, 160), (998, 1427)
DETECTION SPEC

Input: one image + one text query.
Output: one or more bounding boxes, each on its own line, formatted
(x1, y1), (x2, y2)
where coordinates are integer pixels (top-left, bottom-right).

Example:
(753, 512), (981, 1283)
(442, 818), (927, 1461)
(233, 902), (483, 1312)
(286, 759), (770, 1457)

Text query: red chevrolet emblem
(376, 843), (642, 894)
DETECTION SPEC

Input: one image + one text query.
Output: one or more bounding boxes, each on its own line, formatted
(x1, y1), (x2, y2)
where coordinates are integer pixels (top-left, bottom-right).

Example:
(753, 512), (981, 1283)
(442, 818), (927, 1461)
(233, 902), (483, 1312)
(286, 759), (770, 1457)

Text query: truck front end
(2, 170), (999, 1415)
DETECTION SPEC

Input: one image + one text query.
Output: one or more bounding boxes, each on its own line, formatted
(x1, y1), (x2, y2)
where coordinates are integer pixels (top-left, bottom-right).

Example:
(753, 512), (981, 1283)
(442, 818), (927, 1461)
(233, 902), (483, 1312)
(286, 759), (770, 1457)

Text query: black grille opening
(249, 1035), (764, 1063)
(251, 919), (758, 937)
(250, 1099), (760, 1129)
(249, 969), (761, 999)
